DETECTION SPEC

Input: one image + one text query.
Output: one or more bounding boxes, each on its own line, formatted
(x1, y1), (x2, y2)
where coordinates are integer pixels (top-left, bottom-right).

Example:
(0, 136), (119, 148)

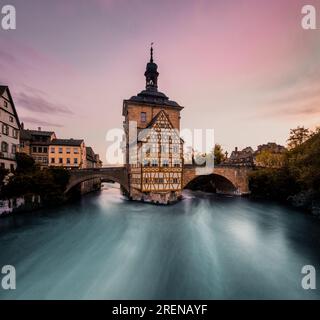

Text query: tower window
(174, 160), (181, 167)
(162, 159), (169, 167)
(141, 112), (147, 123)
(172, 145), (179, 153)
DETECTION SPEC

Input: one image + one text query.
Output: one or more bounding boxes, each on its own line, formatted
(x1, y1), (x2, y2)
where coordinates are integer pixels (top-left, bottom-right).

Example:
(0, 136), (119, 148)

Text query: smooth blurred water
(0, 183), (320, 300)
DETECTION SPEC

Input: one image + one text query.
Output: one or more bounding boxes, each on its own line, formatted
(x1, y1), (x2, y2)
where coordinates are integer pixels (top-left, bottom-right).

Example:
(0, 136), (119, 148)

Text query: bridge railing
(183, 163), (255, 169)
(71, 166), (125, 172)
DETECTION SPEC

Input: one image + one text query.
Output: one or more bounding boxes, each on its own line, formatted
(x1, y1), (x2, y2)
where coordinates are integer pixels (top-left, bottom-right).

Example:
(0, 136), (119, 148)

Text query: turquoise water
(0, 184), (320, 299)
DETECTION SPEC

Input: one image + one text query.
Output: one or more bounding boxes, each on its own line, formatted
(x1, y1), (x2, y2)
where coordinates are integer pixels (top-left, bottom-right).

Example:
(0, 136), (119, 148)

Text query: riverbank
(0, 153), (102, 217)
(0, 183), (102, 217)
(248, 130), (320, 217)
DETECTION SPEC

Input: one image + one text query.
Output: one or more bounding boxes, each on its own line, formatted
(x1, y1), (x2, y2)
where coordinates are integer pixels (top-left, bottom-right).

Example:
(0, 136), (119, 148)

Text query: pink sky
(1, 0), (320, 163)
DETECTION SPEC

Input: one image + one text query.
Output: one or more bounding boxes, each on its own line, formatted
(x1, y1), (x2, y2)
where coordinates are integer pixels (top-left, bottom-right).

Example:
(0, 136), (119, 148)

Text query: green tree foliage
(287, 126), (310, 150)
(213, 144), (225, 165)
(15, 152), (36, 173)
(1, 154), (70, 205)
(287, 130), (320, 196)
(250, 127), (320, 206)
(255, 150), (285, 168)
(249, 167), (299, 200)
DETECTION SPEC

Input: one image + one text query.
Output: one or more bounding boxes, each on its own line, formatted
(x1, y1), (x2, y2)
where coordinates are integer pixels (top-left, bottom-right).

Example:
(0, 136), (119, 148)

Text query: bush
(1, 166), (70, 206)
(249, 168), (299, 201)
(15, 153), (36, 173)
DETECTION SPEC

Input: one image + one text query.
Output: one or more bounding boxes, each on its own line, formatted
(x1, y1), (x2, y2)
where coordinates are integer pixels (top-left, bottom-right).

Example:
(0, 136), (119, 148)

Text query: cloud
(253, 60), (320, 120)
(276, 102), (320, 117)
(17, 92), (73, 115)
(20, 116), (64, 128)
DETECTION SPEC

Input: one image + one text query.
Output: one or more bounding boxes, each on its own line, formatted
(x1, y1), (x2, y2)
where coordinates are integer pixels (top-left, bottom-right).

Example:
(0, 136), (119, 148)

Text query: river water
(0, 184), (320, 300)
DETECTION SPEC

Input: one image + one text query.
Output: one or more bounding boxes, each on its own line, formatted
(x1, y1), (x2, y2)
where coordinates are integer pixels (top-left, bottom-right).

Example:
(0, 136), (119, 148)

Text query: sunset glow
(1, 0), (319, 163)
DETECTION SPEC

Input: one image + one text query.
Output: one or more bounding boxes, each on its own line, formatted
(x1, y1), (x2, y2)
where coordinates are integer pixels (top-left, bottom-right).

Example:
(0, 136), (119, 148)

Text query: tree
(213, 144), (225, 165)
(255, 150), (285, 168)
(310, 126), (320, 137)
(0, 167), (9, 192)
(250, 127), (320, 208)
(287, 129), (320, 196)
(249, 167), (299, 200)
(15, 152), (36, 173)
(1, 166), (70, 205)
(287, 126), (310, 150)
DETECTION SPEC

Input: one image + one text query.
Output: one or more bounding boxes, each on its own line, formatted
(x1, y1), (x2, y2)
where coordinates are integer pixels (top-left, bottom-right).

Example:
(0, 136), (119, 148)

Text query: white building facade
(0, 86), (20, 171)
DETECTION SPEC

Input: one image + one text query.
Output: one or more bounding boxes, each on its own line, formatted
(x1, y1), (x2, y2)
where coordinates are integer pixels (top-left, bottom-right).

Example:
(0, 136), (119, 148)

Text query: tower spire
(144, 42), (159, 91)
(150, 42), (154, 63)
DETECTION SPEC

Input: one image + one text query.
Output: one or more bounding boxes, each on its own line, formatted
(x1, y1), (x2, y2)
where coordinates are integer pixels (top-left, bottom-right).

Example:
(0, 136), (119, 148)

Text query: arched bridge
(183, 164), (253, 195)
(65, 167), (129, 194)
(66, 164), (254, 195)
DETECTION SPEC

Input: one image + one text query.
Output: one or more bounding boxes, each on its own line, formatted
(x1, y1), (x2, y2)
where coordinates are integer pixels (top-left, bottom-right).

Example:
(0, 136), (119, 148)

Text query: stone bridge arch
(65, 167), (129, 194)
(183, 165), (252, 195)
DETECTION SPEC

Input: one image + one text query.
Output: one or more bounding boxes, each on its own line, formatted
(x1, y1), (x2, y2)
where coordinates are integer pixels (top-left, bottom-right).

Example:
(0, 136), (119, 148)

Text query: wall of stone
(80, 178), (101, 195)
(129, 187), (182, 205)
(126, 103), (181, 130)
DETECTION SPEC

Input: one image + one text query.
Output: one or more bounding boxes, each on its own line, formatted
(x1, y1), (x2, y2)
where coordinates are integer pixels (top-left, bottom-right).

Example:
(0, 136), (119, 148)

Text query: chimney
(38, 127), (41, 131)
(21, 122), (24, 129)
(235, 147), (238, 152)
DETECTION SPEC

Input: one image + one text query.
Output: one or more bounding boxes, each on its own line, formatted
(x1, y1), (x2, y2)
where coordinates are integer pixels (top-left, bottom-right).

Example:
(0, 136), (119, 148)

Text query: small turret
(144, 43), (159, 91)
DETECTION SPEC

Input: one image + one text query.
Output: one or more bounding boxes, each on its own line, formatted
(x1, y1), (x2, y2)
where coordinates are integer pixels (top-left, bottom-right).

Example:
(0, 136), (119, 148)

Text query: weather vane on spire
(150, 42), (154, 62)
